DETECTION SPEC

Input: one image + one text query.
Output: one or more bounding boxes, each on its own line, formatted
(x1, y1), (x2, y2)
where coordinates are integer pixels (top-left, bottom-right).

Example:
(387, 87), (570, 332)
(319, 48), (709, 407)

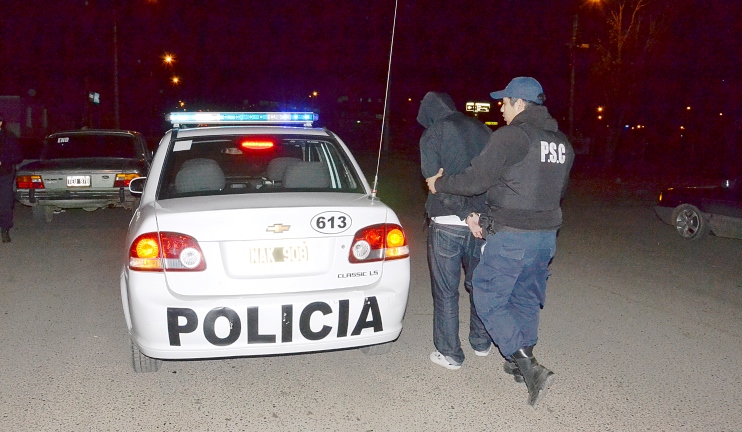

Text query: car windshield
(42, 134), (138, 159)
(157, 134), (364, 199)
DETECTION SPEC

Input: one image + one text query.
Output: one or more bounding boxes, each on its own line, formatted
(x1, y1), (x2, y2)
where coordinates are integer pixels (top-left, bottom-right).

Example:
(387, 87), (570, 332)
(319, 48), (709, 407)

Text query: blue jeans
(428, 222), (491, 364)
(472, 231), (556, 359)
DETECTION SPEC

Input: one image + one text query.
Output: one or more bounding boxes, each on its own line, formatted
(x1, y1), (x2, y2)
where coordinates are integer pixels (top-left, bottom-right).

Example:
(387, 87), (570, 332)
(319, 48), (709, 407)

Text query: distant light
(719, 112), (723, 116)
(680, 126), (685, 130)
(597, 115), (602, 120)
(597, 106), (603, 112)
(163, 53), (175, 65)
(686, 106), (691, 110)
(625, 125), (630, 129)
(172, 76), (180, 84)
(312, 91), (318, 97)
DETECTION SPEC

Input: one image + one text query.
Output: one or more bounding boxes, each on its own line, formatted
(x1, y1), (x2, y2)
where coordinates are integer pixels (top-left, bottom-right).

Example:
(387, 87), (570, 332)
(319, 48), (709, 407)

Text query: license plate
(67, 176), (91, 187)
(249, 244), (309, 264)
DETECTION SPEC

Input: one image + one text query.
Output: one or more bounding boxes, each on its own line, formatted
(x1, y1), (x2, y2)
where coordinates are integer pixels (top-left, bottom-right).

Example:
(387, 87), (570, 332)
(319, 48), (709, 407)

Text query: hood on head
(417, 92), (456, 128)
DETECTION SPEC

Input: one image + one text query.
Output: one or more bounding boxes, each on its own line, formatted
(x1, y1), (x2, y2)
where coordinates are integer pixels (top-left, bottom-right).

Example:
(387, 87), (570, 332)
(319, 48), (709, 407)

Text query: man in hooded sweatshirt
(0, 114), (24, 243)
(417, 91), (493, 370)
(427, 78), (574, 406)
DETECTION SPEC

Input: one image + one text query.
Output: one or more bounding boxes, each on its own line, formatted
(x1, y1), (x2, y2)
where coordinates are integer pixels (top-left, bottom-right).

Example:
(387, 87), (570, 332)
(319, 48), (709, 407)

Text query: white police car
(121, 112), (410, 372)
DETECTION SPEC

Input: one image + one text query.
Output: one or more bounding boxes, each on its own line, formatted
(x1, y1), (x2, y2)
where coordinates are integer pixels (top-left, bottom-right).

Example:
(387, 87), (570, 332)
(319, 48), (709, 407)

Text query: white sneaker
(474, 346), (492, 357)
(430, 351), (462, 370)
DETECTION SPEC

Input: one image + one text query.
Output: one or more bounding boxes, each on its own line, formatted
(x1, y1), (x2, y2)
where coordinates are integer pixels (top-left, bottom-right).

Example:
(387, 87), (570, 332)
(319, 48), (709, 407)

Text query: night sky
(1, 0), (740, 139)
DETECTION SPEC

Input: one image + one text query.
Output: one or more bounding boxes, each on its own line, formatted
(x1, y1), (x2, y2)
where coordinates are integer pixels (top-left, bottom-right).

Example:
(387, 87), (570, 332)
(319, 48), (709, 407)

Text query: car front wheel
(672, 204), (710, 240)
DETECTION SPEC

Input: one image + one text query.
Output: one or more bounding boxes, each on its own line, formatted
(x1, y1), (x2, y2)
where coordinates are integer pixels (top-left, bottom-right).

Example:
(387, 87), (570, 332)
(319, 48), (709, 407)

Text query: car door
(704, 178), (742, 218)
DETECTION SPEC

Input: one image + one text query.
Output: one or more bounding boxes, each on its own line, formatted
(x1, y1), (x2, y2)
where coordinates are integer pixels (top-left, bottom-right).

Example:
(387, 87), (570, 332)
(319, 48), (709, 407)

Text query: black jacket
(0, 129), (23, 176)
(435, 105), (574, 230)
(417, 92), (491, 220)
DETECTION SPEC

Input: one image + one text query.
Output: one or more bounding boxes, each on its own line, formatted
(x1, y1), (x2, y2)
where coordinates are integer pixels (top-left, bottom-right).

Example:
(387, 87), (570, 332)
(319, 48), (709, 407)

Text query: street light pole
(569, 14), (578, 139)
(113, 14), (120, 129)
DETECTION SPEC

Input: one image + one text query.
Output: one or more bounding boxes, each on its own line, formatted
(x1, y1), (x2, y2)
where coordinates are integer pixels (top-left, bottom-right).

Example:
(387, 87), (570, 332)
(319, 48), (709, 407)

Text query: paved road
(1, 158), (740, 431)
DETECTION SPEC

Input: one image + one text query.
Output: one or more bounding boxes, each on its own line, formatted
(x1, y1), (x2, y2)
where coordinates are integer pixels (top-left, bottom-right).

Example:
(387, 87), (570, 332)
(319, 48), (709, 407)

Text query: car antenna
(370, 0), (398, 202)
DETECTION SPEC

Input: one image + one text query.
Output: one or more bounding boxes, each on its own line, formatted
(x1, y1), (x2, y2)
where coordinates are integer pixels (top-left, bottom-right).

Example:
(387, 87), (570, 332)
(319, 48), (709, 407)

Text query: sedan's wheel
(361, 342), (392, 355)
(130, 340), (162, 373)
(672, 204), (710, 240)
(32, 205), (54, 223)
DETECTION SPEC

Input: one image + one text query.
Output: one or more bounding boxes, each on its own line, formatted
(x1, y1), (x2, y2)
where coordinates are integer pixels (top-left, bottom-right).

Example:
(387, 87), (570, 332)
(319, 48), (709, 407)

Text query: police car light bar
(167, 112), (318, 126)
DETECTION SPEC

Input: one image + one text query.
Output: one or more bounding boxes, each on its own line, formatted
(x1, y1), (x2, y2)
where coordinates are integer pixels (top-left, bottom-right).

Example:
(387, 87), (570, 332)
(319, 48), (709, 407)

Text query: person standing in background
(0, 114), (24, 243)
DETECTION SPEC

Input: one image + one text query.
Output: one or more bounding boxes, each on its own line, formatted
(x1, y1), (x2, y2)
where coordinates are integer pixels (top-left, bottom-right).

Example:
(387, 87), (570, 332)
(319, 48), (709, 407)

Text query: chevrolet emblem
(266, 223), (290, 233)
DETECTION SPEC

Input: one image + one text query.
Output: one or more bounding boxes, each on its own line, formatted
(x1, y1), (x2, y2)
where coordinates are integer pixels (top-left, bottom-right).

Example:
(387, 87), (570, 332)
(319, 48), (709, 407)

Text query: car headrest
(174, 158), (226, 194)
(283, 161), (331, 189)
(266, 157), (301, 181)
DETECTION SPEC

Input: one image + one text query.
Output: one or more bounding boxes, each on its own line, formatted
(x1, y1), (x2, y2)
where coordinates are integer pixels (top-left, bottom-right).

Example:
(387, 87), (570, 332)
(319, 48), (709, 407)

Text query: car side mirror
(129, 177), (146, 196)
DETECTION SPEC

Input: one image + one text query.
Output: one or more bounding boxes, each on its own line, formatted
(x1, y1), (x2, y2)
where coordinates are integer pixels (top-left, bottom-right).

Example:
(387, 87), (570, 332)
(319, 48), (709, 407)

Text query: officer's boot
(1, 228), (10, 243)
(503, 360), (524, 383)
(510, 346), (555, 406)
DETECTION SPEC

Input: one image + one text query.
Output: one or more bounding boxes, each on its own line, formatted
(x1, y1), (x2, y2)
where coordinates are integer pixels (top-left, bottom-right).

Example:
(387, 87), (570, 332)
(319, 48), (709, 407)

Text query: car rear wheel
(361, 341), (392, 355)
(672, 204), (710, 240)
(32, 205), (54, 223)
(130, 340), (162, 373)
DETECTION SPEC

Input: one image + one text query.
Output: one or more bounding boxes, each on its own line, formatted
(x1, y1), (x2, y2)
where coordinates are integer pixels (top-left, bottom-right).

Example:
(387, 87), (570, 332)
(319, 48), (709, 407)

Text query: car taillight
(240, 139), (274, 149)
(349, 223), (409, 263)
(129, 232), (206, 272)
(114, 173), (139, 187)
(16, 175), (44, 189)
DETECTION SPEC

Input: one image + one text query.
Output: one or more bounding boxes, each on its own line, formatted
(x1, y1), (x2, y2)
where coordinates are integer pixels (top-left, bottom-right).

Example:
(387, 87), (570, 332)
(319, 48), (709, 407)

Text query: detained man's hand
(426, 168), (443, 194)
(466, 213), (483, 239)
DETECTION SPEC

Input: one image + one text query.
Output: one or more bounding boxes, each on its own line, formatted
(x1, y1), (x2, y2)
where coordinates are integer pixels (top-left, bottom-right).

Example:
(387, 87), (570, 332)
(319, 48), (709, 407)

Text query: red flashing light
(240, 140), (274, 150)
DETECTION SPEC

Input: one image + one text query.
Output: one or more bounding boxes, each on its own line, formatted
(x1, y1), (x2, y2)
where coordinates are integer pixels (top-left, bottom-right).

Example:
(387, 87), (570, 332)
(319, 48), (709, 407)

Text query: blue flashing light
(167, 112), (318, 126)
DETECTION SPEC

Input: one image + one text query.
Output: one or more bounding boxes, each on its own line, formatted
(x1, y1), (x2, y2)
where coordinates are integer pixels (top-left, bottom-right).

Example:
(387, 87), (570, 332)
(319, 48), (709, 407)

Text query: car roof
(171, 125), (332, 139)
(46, 129), (142, 138)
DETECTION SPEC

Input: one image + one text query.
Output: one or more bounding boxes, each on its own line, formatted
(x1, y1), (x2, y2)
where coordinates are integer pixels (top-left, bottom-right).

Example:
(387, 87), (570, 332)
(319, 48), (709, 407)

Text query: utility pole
(569, 14), (578, 139)
(113, 14), (120, 129)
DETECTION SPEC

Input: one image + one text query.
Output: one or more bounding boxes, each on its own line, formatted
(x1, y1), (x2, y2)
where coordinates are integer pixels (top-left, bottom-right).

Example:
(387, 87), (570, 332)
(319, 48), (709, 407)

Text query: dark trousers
(427, 222), (491, 364)
(0, 174), (15, 230)
(472, 231), (556, 359)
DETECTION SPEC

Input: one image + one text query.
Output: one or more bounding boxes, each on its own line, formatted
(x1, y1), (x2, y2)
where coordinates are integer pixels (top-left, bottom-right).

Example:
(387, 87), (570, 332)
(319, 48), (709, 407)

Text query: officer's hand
(466, 213), (483, 239)
(426, 168), (443, 194)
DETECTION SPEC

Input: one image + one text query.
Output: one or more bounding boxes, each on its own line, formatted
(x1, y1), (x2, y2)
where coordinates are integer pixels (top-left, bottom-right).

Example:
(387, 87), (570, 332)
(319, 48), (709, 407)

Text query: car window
(157, 135), (364, 200)
(42, 134), (138, 159)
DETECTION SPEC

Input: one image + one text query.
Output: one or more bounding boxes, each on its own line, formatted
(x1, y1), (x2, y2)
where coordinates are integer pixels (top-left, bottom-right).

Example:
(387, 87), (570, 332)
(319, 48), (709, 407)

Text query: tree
(590, 0), (675, 168)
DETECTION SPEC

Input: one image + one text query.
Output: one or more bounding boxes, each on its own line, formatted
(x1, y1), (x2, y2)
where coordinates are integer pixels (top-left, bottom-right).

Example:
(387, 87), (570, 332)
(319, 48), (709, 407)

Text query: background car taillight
(114, 173), (140, 187)
(349, 223), (409, 263)
(16, 175), (44, 189)
(129, 232), (206, 271)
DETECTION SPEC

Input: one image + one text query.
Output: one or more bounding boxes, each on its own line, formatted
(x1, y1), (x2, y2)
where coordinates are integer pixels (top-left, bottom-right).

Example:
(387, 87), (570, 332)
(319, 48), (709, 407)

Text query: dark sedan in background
(654, 177), (742, 240)
(15, 130), (151, 222)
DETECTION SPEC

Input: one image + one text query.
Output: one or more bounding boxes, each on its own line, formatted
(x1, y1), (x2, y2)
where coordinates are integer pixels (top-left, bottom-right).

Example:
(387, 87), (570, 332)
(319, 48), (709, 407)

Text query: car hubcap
(675, 210), (699, 238)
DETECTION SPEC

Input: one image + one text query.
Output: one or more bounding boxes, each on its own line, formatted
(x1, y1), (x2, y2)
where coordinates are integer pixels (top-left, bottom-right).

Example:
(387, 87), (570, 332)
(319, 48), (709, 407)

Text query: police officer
(0, 115), (24, 243)
(426, 77), (574, 406)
